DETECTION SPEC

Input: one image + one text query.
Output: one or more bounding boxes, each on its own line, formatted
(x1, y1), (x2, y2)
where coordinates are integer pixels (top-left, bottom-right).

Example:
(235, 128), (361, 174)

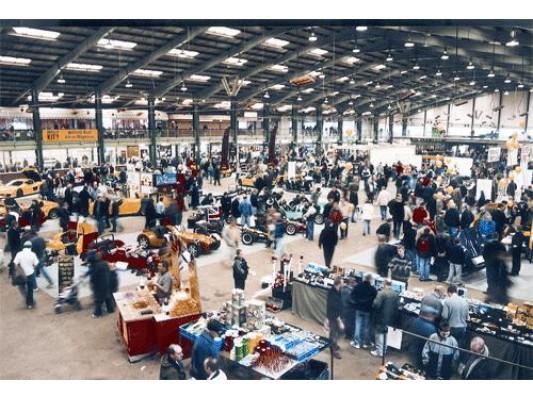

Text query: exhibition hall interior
(0, 16), (532, 382)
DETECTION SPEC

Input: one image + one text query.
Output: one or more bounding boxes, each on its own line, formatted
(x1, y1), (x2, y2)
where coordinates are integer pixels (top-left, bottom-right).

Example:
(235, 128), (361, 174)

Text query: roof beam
(150, 27), (291, 99)
(12, 27), (114, 105)
(96, 26), (208, 96)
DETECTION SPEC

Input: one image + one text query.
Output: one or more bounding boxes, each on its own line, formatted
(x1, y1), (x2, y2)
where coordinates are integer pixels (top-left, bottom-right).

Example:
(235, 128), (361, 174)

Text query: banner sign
(58, 256), (75, 292)
(508, 149), (518, 166)
(268, 123), (278, 165)
(153, 173), (177, 187)
(43, 129), (97, 142)
(487, 147), (501, 163)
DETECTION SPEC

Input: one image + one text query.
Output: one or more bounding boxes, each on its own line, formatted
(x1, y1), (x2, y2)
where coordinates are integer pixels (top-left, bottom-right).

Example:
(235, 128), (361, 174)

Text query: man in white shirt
(376, 187), (392, 221)
(204, 357), (227, 380)
(13, 241), (39, 309)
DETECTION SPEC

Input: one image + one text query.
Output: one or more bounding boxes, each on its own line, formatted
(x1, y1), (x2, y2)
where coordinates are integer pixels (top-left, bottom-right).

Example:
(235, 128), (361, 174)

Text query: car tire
(137, 235), (150, 249)
(187, 243), (201, 258)
(286, 223), (297, 235)
(314, 214), (324, 225)
(194, 227), (208, 235)
(16, 189), (23, 198)
(241, 232), (254, 245)
(48, 208), (59, 219)
(210, 237), (221, 251)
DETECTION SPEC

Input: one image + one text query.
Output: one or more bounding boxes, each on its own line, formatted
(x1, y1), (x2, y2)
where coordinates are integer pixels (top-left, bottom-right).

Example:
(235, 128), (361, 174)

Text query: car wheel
(286, 223), (297, 235)
(314, 214), (324, 225)
(138, 235), (150, 249)
(187, 243), (201, 258)
(241, 232), (254, 245)
(16, 189), (23, 198)
(48, 208), (59, 219)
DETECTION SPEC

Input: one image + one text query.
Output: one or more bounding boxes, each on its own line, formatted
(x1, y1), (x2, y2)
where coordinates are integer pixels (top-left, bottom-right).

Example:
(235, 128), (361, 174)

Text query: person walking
(13, 241), (38, 309)
(303, 200), (317, 241)
(232, 249), (249, 290)
(238, 195), (253, 227)
(350, 273), (377, 349)
(222, 218), (240, 265)
(416, 228), (436, 281)
(110, 197), (123, 232)
(58, 201), (70, 232)
(447, 237), (466, 284)
(86, 250), (115, 318)
(371, 279), (399, 357)
(376, 187), (392, 221)
(326, 276), (344, 360)
(360, 199), (374, 236)
(318, 222), (338, 268)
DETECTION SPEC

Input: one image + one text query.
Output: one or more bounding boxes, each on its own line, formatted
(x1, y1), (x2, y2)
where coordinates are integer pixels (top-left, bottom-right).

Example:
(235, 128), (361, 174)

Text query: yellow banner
(42, 129), (98, 142)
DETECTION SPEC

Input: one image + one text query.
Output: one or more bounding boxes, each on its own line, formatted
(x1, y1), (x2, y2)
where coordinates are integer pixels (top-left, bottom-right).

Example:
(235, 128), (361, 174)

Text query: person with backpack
(416, 228), (436, 281)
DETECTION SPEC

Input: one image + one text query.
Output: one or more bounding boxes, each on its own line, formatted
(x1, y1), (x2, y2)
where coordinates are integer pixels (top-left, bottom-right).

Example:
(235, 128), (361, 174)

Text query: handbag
(13, 264), (27, 286)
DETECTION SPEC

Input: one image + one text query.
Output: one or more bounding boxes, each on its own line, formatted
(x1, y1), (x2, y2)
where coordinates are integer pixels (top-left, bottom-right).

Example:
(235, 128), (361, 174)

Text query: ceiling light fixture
(506, 30), (519, 47)
(413, 63), (420, 70)
(308, 31), (317, 42)
(469, 80), (476, 86)
(167, 49), (199, 59)
(466, 61), (475, 70)
(207, 26), (241, 38)
(494, 88), (500, 93)
(180, 83), (188, 92)
(504, 75), (512, 84)
(349, 77), (355, 85)
(264, 91), (270, 99)
(369, 102), (374, 108)
(356, 26), (368, 32)
(125, 80), (132, 88)
(386, 53), (393, 62)
(504, 90), (510, 96)
(323, 97), (329, 104)
(435, 70), (442, 77)
(487, 71), (495, 78)
(441, 49), (449, 60)
(348, 99), (354, 106)
(352, 45), (360, 54)
(263, 37), (290, 48)
(404, 40), (415, 48)
(453, 75), (461, 81)
(57, 74), (65, 84)
(11, 27), (60, 41)
(517, 83), (524, 89)
(297, 94), (302, 102)
(387, 104), (392, 110)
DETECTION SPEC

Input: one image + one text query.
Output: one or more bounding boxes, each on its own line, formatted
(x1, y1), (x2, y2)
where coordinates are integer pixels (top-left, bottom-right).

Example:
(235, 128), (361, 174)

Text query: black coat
(58, 207), (70, 228)
(319, 225), (338, 250)
(388, 199), (404, 220)
(350, 281), (377, 313)
(7, 227), (21, 254)
(444, 208), (460, 228)
(89, 261), (110, 300)
(460, 209), (474, 229)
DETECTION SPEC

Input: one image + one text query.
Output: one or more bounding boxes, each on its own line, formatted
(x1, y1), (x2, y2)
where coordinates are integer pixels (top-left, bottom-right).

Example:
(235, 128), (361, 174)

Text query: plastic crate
(266, 297), (284, 313)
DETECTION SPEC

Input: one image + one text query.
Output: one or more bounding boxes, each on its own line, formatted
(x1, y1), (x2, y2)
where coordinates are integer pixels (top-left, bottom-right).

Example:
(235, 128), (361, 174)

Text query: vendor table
(114, 290), (200, 362)
(179, 317), (332, 380)
(291, 280), (328, 325)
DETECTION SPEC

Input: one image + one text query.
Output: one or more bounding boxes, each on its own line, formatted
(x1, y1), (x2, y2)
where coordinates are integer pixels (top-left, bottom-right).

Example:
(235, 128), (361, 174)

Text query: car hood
(22, 168), (42, 182)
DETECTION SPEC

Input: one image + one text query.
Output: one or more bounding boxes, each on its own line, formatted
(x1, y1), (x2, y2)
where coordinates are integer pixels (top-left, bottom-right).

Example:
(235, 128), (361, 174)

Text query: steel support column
(373, 116), (379, 143)
(356, 118), (362, 143)
(402, 116), (408, 137)
(95, 90), (105, 165)
(31, 87), (43, 170)
(316, 108), (323, 158)
(263, 104), (270, 152)
(497, 92), (503, 132)
(470, 96), (476, 137)
(525, 90), (531, 133)
(337, 115), (343, 146)
(192, 101), (201, 162)
(230, 97), (238, 169)
(423, 110), (427, 137)
(147, 97), (157, 167)
(291, 105), (298, 143)
(388, 115), (394, 144)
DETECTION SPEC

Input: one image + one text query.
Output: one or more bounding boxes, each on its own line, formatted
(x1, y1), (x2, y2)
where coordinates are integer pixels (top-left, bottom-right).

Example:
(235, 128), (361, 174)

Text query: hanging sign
(42, 129), (98, 142)
(487, 147), (501, 163)
(508, 149), (518, 166)
(57, 255), (75, 292)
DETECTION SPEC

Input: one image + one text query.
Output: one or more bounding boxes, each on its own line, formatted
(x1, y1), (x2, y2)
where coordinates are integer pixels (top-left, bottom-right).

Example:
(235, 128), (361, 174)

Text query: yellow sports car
(0, 198), (60, 219)
(238, 175), (257, 187)
(0, 179), (43, 198)
(46, 221), (97, 255)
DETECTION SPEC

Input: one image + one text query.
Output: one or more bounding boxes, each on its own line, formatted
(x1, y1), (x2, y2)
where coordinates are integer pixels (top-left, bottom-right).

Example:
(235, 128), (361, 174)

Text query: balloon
(340, 222), (347, 230)
(515, 166), (522, 174)
(511, 132), (518, 139)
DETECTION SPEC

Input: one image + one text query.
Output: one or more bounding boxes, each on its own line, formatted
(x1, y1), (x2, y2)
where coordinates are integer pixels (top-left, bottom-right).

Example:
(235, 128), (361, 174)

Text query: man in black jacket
(7, 220), (21, 278)
(318, 222), (338, 268)
(460, 204), (474, 230)
(388, 194), (405, 239)
(444, 202), (460, 238)
(58, 202), (70, 232)
(350, 273), (377, 349)
(232, 249), (249, 290)
(326, 276), (343, 359)
(159, 344), (186, 380)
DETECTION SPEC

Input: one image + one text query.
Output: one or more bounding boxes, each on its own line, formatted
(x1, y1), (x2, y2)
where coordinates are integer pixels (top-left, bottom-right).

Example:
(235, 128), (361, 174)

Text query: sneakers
(27, 305), (33, 309)
(370, 350), (382, 357)
(33, 287), (39, 292)
(362, 344), (372, 349)
(350, 341), (361, 349)
(92, 314), (102, 318)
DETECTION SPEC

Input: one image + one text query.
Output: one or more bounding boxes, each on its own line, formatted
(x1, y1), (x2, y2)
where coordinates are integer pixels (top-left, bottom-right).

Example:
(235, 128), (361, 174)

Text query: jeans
(241, 214), (251, 227)
(354, 310), (372, 346)
(18, 273), (36, 307)
(392, 218), (402, 239)
(306, 219), (315, 240)
(176, 212), (183, 227)
(111, 215), (118, 232)
(375, 332), (386, 356)
(329, 317), (341, 352)
(363, 220), (371, 235)
(351, 208), (357, 223)
(97, 217), (106, 234)
(447, 263), (463, 283)
(94, 295), (115, 317)
(323, 246), (335, 268)
(36, 258), (53, 286)
(417, 256), (431, 280)
(405, 249), (417, 271)
(380, 206), (387, 220)
(340, 217), (349, 239)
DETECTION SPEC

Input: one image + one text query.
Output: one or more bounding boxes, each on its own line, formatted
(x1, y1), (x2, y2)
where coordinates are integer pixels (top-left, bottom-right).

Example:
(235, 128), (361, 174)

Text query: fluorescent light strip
(27, 92), (64, 102)
(132, 69), (163, 78)
(187, 74), (211, 82)
(206, 26), (241, 38)
(343, 56), (360, 65)
(337, 77), (349, 83)
(0, 55), (32, 66)
(270, 84), (285, 90)
(12, 27), (60, 41)
(308, 48), (328, 56)
(269, 64), (289, 73)
(251, 103), (264, 110)
(302, 88), (315, 93)
(263, 37), (290, 48)
(372, 64), (386, 71)
(97, 38), (137, 51)
(167, 49), (199, 58)
(215, 101), (231, 109)
(66, 63), (103, 72)
(224, 57), (248, 66)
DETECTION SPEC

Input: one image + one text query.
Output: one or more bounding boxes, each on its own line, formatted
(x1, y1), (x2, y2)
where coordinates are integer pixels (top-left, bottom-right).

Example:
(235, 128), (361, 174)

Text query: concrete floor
(0, 175), (530, 380)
